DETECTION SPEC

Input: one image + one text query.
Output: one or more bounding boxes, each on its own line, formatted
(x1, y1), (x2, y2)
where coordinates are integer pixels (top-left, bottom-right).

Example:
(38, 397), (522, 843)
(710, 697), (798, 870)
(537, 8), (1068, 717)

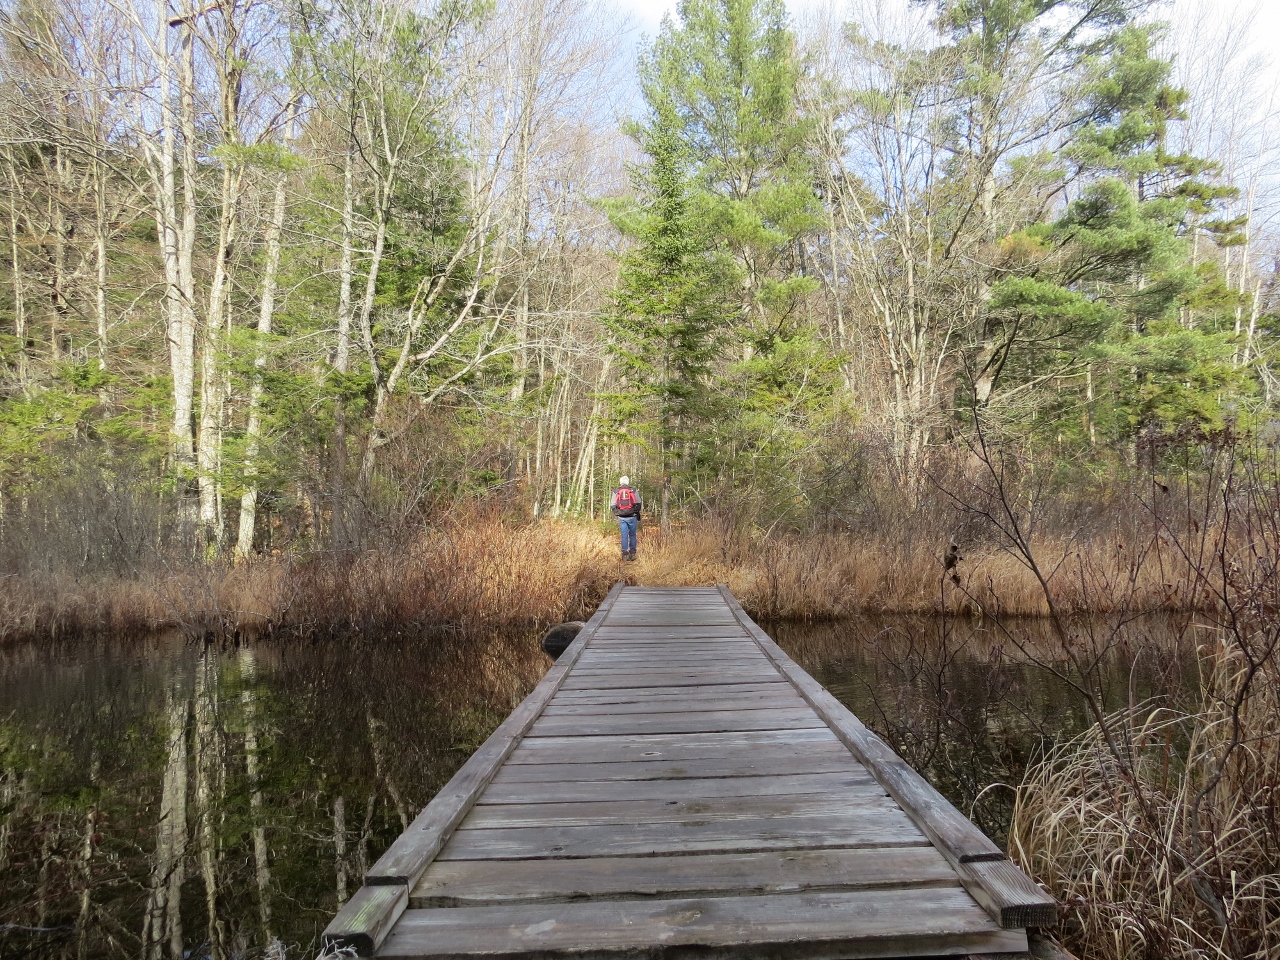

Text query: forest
(2, 1), (1280, 958)
(1, 0), (1274, 575)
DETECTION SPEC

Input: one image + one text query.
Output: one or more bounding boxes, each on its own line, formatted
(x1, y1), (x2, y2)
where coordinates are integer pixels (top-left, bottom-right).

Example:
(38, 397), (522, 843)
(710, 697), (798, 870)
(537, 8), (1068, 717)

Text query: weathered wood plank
(566, 660), (771, 673)
(957, 859), (1058, 929)
(412, 847), (959, 907)
(477, 771), (878, 804)
(540, 695), (809, 717)
(589, 629), (753, 638)
(379, 889), (1028, 959)
(570, 658), (769, 670)
(560, 672), (785, 690)
(439, 809), (928, 860)
(550, 681), (789, 704)
(528, 707), (827, 738)
(562, 671), (774, 685)
(573, 648), (766, 661)
(461, 793), (895, 829)
(321, 883), (406, 956)
(360, 583), (625, 888)
(574, 647), (759, 658)
(601, 616), (737, 624)
(578, 648), (756, 657)
(491, 752), (868, 784)
(510, 727), (841, 761)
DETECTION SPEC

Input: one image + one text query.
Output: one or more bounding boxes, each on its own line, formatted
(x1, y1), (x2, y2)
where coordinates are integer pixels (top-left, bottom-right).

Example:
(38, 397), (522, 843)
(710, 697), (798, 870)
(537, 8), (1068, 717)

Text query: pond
(0, 612), (1200, 960)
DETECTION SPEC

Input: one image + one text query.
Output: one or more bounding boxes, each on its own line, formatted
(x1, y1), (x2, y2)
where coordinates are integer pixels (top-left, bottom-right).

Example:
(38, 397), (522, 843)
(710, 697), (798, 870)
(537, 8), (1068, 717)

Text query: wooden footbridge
(324, 585), (1056, 960)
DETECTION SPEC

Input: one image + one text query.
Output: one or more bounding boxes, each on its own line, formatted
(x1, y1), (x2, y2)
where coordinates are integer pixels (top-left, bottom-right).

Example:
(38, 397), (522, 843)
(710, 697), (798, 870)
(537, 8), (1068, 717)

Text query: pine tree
(605, 100), (735, 529)
(641, 0), (818, 349)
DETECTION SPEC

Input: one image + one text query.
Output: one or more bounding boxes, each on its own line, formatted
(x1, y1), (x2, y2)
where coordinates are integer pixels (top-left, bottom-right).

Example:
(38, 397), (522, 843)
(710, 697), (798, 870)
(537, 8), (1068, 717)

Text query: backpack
(615, 487), (637, 515)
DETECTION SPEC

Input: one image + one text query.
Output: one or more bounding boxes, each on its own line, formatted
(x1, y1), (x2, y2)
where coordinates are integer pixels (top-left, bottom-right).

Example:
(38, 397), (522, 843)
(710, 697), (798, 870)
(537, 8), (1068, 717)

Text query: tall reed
(1009, 642), (1280, 959)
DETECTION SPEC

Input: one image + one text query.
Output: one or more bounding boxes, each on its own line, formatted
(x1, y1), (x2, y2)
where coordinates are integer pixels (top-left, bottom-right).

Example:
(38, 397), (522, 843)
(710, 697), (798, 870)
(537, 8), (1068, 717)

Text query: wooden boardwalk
(324, 585), (1055, 960)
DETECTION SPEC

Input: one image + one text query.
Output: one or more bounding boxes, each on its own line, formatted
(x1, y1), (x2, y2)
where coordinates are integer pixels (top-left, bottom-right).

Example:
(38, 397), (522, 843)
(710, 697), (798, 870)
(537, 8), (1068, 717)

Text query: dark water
(0, 615), (1199, 960)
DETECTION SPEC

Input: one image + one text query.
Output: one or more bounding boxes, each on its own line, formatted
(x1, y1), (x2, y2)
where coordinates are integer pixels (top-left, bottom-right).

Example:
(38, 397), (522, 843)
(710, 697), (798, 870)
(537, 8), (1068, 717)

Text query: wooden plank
(582, 641), (757, 650)
(491, 752), (868, 784)
(540, 694), (808, 717)
(563, 669), (773, 680)
(957, 859), (1058, 930)
(560, 672), (784, 690)
(550, 681), (789, 704)
(528, 708), (827, 738)
(590, 628), (752, 638)
(605, 612), (735, 618)
(581, 641), (757, 651)
(510, 727), (841, 761)
(573, 648), (766, 660)
(321, 883), (406, 956)
(571, 652), (767, 663)
(609, 601), (728, 608)
(576, 646), (759, 657)
(567, 660), (771, 673)
(461, 793), (895, 829)
(379, 889), (1028, 959)
(599, 621), (743, 629)
(361, 583), (625, 888)
(412, 846), (959, 907)
(477, 771), (879, 804)
(438, 809), (929, 860)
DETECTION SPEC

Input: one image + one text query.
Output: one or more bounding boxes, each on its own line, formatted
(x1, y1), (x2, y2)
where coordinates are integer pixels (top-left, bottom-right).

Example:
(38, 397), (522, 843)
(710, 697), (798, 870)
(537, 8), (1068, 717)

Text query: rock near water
(539, 621), (585, 660)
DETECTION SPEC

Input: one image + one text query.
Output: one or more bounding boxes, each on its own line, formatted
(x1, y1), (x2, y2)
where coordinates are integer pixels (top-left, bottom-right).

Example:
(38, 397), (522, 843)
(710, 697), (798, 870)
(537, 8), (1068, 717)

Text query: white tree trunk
(142, 690), (188, 960)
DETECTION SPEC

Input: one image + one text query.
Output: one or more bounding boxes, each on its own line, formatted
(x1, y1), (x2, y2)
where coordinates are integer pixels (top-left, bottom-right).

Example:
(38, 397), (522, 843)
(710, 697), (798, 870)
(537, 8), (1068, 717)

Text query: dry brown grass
(0, 508), (621, 643)
(622, 521), (1205, 620)
(1009, 638), (1280, 960)
(997, 446), (1280, 960)
(280, 510), (618, 636)
(0, 508), (1218, 643)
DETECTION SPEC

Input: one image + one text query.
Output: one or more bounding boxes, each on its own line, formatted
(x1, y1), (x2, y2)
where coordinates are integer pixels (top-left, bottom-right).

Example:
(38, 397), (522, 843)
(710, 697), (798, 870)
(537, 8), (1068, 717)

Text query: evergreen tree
(641, 0), (818, 348)
(605, 100), (735, 528)
(629, 0), (840, 522)
(939, 6), (1251, 446)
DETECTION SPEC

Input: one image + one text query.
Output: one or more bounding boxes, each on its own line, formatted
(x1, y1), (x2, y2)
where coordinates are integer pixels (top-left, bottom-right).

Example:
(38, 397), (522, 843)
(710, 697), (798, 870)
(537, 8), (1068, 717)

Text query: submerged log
(539, 621), (585, 660)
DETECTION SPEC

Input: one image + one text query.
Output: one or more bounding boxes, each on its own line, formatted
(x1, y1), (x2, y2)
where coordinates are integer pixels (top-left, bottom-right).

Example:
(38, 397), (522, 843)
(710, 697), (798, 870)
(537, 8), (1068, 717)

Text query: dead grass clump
(1009, 635), (1280, 959)
(0, 511), (617, 643)
(620, 521), (1205, 619)
(278, 510), (617, 636)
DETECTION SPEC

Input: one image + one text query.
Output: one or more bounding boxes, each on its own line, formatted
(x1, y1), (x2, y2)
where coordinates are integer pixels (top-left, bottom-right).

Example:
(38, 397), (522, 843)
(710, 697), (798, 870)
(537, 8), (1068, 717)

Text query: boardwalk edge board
(715, 584), (1057, 931)
(320, 885), (407, 956)
(320, 583), (624, 956)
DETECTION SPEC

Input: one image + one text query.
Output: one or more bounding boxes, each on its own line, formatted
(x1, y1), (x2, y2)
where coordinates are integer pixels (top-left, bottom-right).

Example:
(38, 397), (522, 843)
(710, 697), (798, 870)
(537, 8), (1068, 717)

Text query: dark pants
(618, 515), (638, 555)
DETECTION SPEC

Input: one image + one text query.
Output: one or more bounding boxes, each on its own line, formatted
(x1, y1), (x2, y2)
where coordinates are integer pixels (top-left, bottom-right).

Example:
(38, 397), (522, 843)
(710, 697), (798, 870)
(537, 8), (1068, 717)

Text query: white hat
(619, 475), (630, 486)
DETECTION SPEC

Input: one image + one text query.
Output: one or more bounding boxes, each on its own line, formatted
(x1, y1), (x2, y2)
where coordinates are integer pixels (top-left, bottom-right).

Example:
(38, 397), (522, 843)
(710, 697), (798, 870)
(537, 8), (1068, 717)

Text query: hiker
(610, 476), (642, 561)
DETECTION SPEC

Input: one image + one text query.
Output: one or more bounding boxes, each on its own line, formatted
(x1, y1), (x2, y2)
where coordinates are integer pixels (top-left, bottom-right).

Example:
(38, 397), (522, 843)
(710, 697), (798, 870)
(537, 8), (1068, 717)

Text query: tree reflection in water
(0, 631), (545, 960)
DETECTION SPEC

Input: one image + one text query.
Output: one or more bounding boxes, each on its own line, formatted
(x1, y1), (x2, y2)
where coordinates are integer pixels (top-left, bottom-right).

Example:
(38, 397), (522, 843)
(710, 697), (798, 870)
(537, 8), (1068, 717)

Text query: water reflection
(770, 614), (1201, 844)
(0, 633), (546, 960)
(1, 614), (1201, 960)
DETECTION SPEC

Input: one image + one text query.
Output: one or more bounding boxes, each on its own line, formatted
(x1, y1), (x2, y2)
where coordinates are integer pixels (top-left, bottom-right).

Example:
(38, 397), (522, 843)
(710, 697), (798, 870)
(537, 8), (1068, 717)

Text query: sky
(610, 0), (1280, 81)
